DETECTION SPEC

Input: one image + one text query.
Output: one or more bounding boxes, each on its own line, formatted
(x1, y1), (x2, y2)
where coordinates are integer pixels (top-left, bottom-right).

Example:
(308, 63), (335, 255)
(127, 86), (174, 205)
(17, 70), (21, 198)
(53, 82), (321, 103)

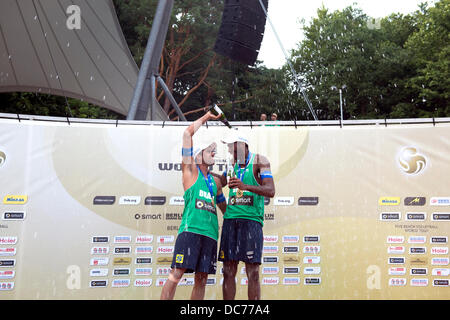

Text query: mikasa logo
(3, 195), (27, 205)
(397, 147), (427, 175)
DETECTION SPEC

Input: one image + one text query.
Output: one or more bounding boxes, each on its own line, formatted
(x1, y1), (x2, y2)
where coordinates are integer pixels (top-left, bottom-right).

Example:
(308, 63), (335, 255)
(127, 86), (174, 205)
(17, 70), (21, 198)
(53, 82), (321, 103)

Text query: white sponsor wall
(0, 118), (449, 299)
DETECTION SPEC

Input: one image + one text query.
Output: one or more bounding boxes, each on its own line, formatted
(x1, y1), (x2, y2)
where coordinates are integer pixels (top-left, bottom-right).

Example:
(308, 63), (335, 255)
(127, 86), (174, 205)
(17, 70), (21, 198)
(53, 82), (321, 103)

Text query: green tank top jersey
(225, 153), (265, 225)
(178, 171), (219, 241)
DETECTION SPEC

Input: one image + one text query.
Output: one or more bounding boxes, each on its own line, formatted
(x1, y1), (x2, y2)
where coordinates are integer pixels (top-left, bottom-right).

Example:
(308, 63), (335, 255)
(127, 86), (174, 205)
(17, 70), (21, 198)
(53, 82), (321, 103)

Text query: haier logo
(134, 279), (152, 287)
(136, 235), (153, 243)
(263, 235), (278, 243)
(0, 237), (17, 245)
(387, 236), (404, 244)
(262, 277), (279, 285)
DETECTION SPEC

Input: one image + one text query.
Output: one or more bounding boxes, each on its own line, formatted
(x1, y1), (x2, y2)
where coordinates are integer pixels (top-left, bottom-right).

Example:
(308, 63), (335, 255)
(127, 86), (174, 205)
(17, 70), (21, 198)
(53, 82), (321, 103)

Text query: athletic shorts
(218, 218), (263, 264)
(171, 231), (218, 274)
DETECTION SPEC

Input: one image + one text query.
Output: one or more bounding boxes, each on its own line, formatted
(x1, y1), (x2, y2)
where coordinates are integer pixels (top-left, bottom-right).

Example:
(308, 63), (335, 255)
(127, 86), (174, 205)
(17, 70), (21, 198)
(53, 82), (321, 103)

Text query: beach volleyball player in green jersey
(160, 111), (227, 300)
(217, 134), (275, 300)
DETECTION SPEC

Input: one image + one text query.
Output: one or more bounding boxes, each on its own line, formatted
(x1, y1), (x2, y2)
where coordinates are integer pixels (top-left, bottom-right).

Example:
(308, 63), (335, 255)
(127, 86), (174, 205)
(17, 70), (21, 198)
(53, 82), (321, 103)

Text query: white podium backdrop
(0, 118), (449, 299)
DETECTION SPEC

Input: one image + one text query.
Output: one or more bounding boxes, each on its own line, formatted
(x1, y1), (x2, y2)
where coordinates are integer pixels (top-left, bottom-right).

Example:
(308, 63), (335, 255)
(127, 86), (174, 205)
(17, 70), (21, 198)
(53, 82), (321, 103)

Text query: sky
(258, 0), (431, 69)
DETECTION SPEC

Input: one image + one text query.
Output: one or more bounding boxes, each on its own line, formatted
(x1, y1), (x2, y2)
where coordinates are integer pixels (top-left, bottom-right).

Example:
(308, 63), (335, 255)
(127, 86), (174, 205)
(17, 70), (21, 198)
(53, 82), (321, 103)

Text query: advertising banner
(0, 118), (449, 299)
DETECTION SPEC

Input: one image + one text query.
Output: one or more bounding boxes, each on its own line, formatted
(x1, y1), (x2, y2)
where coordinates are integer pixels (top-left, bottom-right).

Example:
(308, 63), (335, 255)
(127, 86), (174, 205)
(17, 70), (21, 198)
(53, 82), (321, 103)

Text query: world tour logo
(397, 147), (427, 175)
(158, 163), (227, 172)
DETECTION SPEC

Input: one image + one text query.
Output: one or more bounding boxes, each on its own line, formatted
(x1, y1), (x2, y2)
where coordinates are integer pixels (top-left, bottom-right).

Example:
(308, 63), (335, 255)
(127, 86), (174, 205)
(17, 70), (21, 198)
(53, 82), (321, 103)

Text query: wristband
(216, 193), (226, 204)
(260, 171), (273, 179)
(182, 147), (193, 157)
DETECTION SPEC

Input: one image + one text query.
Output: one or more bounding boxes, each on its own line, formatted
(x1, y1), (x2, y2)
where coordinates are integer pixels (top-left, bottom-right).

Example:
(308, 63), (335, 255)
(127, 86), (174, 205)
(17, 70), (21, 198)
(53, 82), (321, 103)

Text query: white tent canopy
(0, 0), (167, 120)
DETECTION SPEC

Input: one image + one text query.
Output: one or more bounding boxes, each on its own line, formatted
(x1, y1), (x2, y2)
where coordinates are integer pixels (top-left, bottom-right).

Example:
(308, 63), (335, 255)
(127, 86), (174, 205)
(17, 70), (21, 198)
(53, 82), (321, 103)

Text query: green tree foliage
(204, 60), (291, 121)
(114, 0), (226, 119)
(113, 0), (295, 121)
(0, 0), (448, 120)
(288, 0), (449, 120)
(0, 92), (121, 119)
(405, 0), (450, 117)
(290, 6), (409, 119)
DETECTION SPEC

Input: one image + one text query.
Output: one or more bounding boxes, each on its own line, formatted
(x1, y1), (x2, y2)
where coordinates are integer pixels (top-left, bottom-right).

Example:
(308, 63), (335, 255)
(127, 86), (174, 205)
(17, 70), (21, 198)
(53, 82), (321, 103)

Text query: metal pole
(232, 74), (237, 120)
(150, 75), (156, 120)
(135, 78), (152, 120)
(339, 89), (343, 125)
(156, 76), (187, 121)
(127, 0), (174, 120)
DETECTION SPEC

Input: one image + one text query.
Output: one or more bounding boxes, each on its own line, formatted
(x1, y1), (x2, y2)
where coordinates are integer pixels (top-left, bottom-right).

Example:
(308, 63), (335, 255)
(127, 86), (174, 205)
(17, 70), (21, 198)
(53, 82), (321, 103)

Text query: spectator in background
(265, 113), (279, 127)
(260, 113), (267, 121)
(270, 113), (278, 121)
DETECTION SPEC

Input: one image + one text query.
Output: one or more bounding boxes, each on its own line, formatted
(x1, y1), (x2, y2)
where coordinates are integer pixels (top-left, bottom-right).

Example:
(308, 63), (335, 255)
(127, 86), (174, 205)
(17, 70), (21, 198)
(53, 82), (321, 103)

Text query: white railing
(1, 112), (449, 128)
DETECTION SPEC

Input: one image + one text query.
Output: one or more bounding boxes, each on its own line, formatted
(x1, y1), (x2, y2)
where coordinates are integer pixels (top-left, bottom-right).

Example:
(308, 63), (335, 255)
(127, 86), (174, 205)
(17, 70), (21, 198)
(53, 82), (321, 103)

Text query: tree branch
(178, 47), (212, 71)
(177, 54), (216, 107)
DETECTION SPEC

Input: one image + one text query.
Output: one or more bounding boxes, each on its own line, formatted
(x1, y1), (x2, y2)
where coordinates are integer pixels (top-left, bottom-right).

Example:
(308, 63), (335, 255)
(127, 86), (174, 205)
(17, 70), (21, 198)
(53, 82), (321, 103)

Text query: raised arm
(181, 111), (221, 190)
